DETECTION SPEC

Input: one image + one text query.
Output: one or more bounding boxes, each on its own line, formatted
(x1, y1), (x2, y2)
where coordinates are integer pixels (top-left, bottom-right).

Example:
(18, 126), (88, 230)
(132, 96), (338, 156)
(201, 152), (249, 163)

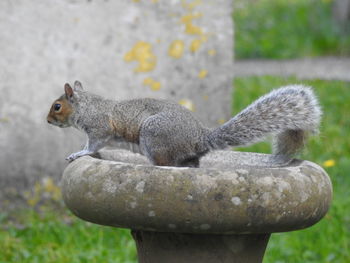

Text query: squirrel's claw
(65, 156), (76, 163)
(66, 150), (92, 162)
(66, 154), (79, 163)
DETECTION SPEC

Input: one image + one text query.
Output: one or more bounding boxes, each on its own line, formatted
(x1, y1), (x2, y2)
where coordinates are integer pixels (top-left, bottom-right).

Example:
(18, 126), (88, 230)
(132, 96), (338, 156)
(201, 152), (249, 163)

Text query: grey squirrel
(47, 81), (321, 167)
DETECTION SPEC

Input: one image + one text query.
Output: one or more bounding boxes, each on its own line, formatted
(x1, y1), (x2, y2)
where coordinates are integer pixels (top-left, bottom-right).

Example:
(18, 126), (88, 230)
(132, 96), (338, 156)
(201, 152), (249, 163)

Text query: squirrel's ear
(74, 80), (84, 91)
(64, 83), (74, 99)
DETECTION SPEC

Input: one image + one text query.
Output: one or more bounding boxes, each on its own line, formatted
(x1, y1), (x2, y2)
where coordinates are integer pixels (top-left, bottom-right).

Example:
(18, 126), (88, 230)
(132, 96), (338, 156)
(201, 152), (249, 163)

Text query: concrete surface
(0, 0), (233, 191)
(234, 57), (350, 81)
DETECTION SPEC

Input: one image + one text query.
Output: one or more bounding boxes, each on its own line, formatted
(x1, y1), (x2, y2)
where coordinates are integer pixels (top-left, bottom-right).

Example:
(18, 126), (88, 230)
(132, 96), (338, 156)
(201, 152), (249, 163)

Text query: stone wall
(0, 0), (233, 190)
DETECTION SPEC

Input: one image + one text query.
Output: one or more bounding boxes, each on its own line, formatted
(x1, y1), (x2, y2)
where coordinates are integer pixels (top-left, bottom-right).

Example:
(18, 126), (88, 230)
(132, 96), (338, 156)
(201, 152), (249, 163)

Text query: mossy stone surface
(62, 150), (332, 234)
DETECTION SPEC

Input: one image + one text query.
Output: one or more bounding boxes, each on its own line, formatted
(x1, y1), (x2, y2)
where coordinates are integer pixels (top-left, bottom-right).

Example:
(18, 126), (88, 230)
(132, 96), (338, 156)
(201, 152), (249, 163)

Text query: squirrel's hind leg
(139, 114), (202, 167)
(138, 136), (175, 166)
(177, 156), (200, 168)
(139, 136), (200, 167)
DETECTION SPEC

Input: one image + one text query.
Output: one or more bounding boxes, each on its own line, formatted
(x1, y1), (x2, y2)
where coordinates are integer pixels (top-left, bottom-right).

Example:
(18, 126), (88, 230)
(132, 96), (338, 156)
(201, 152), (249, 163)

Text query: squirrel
(47, 81), (321, 167)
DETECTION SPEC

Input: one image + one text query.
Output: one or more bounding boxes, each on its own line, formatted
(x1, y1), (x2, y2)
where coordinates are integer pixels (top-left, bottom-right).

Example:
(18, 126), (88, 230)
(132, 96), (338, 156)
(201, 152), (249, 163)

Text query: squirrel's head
(47, 81), (84, 128)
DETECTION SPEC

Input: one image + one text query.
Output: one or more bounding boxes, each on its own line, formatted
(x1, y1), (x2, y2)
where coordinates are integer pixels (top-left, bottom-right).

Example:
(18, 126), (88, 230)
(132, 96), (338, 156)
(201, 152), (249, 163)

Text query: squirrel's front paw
(66, 150), (91, 162)
(66, 153), (80, 162)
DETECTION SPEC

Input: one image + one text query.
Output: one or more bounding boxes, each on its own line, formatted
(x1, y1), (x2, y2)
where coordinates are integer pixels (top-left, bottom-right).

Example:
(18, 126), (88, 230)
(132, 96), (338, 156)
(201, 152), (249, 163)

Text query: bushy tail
(208, 85), (322, 160)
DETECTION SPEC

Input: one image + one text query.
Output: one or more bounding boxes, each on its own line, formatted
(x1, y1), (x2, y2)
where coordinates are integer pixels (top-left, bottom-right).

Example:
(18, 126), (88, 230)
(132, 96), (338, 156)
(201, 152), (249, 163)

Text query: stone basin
(61, 149), (332, 263)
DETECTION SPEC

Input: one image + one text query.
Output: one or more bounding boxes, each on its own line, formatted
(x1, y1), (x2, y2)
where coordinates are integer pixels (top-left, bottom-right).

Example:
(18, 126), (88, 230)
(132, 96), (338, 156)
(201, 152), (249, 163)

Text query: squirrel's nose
(47, 119), (52, 124)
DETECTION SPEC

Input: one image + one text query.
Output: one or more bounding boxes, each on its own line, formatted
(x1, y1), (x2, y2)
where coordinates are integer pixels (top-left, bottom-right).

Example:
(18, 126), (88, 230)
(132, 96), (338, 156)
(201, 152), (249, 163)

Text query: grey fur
(49, 82), (321, 167)
(209, 85), (321, 162)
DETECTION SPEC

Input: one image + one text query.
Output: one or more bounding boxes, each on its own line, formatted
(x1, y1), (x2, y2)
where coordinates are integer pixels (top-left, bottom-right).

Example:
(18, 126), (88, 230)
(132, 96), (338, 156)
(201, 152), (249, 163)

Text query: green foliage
(233, 76), (350, 262)
(234, 0), (350, 59)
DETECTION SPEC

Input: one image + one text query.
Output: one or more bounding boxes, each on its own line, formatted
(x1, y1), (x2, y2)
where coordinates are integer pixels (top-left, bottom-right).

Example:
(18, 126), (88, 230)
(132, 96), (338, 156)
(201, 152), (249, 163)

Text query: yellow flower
(323, 159), (335, 168)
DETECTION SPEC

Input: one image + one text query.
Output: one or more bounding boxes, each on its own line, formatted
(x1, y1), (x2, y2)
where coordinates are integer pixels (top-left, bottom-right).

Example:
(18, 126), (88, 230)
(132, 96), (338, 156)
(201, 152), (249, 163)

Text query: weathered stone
(131, 231), (270, 263)
(62, 150), (332, 234)
(0, 0), (233, 190)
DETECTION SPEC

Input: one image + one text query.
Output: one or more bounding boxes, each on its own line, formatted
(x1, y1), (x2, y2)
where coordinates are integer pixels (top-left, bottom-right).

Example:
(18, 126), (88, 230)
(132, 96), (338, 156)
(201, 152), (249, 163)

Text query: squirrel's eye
(54, 103), (61, 112)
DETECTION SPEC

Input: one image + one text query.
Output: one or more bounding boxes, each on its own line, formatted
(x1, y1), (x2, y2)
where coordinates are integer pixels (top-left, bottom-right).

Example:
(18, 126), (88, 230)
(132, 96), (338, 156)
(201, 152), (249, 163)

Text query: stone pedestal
(61, 150), (332, 263)
(132, 231), (270, 263)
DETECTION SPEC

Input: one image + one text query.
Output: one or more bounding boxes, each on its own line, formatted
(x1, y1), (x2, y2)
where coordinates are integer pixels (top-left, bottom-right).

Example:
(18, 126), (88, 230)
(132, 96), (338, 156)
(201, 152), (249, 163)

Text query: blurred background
(1, 0), (349, 262)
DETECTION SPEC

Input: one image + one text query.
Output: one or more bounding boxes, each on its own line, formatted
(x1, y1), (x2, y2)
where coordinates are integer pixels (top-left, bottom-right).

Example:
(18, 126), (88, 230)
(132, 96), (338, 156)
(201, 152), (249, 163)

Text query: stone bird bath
(61, 149), (332, 263)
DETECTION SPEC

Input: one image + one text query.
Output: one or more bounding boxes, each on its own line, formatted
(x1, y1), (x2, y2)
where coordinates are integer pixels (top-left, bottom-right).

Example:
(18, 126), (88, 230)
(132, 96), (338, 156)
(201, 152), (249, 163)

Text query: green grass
(0, 208), (137, 263)
(234, 0), (350, 59)
(1, 76), (349, 262)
